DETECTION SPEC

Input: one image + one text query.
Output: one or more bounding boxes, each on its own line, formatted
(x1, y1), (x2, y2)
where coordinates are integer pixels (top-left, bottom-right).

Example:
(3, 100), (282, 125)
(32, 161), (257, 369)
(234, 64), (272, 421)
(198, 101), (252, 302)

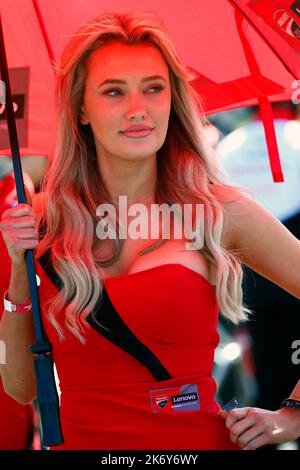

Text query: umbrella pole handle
(31, 350), (64, 447)
(0, 13), (64, 447)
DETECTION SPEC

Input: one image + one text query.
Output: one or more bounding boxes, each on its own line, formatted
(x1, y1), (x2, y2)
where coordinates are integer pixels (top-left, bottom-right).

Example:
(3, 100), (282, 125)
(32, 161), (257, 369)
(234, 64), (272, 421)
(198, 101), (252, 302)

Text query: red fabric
(258, 98), (284, 182)
(35, 261), (240, 450)
(247, 0), (300, 58)
(0, 386), (34, 450)
(0, 173), (35, 210)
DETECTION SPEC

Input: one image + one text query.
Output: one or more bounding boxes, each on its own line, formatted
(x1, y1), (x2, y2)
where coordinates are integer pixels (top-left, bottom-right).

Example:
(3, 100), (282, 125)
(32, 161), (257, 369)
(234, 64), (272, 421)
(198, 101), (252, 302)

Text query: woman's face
(80, 41), (172, 162)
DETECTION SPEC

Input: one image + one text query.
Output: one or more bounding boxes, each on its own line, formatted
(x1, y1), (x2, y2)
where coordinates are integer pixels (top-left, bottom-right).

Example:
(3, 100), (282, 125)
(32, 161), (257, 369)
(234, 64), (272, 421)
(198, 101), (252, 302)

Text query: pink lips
(121, 129), (153, 138)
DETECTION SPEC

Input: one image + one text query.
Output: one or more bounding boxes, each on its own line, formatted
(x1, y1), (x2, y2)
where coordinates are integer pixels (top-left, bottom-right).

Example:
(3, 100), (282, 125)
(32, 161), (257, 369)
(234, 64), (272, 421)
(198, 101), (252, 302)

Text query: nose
(126, 91), (147, 120)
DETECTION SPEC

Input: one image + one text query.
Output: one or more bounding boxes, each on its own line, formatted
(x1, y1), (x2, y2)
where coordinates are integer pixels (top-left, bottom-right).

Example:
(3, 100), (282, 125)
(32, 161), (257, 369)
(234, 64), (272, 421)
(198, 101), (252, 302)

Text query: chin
(123, 152), (155, 161)
(118, 146), (158, 159)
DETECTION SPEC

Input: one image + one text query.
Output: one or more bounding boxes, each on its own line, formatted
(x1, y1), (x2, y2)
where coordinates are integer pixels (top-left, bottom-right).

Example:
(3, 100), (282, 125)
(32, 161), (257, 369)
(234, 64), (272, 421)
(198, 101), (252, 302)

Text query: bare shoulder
(217, 187), (300, 299)
(210, 183), (253, 251)
(220, 189), (281, 253)
(220, 190), (257, 251)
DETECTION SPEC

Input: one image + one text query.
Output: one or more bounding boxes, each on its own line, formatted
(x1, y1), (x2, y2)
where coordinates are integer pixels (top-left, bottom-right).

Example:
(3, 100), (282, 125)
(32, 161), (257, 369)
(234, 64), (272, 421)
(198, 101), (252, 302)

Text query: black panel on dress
(36, 246), (172, 381)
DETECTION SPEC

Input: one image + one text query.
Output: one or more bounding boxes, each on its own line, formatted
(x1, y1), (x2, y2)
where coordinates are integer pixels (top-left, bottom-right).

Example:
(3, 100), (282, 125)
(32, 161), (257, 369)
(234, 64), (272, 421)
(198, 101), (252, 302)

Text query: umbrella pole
(0, 14), (63, 447)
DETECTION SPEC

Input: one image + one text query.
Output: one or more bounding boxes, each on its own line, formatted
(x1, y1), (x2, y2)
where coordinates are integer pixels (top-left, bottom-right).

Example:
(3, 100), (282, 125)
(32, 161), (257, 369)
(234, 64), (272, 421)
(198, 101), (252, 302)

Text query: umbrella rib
(32, 0), (56, 70)
(229, 0), (298, 80)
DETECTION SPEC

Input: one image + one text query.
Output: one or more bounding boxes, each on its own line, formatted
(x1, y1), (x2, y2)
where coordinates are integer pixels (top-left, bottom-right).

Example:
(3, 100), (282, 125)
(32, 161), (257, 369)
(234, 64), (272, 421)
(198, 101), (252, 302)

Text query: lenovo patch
(150, 383), (200, 413)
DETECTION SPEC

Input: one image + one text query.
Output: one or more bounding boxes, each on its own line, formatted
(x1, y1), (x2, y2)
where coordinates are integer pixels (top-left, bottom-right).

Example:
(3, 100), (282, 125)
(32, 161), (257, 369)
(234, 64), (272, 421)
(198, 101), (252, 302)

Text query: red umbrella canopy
(0, 0), (299, 180)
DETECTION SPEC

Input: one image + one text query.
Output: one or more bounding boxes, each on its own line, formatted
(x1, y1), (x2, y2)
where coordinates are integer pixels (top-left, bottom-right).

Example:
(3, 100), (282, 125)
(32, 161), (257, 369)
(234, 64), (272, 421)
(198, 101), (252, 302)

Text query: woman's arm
(0, 261), (37, 404)
(222, 191), (300, 299)
(0, 191), (43, 404)
(219, 192), (300, 448)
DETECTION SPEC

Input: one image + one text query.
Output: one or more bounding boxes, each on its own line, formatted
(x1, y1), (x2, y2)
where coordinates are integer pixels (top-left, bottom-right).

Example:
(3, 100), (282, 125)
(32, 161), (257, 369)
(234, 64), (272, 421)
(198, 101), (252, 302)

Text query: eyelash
(104, 86), (164, 97)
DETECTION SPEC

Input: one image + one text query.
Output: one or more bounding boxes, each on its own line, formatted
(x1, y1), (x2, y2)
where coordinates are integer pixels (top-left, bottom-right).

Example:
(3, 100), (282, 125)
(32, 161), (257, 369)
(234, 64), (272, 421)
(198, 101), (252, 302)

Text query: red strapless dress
(35, 259), (240, 451)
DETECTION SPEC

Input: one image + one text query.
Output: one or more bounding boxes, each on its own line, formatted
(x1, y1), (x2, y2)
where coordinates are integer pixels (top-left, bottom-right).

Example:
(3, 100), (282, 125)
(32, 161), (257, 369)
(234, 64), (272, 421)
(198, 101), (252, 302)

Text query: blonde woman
(0, 12), (299, 450)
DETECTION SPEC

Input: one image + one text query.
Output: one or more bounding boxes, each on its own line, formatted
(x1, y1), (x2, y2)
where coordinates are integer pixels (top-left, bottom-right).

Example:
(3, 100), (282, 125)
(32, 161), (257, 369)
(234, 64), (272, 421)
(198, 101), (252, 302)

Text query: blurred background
(209, 101), (300, 451)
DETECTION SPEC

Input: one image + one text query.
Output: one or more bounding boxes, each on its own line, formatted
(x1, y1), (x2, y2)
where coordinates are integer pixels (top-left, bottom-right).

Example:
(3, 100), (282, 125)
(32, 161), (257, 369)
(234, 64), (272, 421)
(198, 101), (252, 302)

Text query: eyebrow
(97, 75), (167, 88)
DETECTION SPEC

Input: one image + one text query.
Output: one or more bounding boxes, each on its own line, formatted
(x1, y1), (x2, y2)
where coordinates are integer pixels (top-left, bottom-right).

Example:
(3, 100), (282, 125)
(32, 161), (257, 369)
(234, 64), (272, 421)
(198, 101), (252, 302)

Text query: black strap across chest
(37, 249), (172, 381)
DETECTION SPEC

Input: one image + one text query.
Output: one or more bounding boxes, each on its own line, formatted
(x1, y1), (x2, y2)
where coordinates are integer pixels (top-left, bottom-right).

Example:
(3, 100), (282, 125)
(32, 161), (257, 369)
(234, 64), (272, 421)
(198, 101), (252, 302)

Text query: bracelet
(3, 290), (32, 313)
(280, 398), (300, 409)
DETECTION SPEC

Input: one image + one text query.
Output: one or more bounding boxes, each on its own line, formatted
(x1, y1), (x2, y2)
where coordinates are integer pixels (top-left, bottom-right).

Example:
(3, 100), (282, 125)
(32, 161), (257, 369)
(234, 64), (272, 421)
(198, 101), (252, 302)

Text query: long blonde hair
(37, 11), (252, 342)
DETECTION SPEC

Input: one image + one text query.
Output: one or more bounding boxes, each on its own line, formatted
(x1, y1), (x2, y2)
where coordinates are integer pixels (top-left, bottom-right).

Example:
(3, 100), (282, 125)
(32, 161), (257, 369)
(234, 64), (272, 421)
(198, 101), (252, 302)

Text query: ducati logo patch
(150, 383), (200, 413)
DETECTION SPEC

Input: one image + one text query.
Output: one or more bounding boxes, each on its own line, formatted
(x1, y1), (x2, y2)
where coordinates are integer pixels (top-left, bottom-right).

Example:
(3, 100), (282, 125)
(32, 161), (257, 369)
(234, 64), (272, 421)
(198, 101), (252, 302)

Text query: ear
(79, 104), (89, 125)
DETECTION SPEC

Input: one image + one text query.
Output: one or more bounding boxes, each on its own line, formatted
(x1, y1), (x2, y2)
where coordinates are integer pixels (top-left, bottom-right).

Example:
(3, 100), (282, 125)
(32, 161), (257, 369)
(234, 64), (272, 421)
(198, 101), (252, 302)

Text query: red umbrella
(1, 0), (300, 181)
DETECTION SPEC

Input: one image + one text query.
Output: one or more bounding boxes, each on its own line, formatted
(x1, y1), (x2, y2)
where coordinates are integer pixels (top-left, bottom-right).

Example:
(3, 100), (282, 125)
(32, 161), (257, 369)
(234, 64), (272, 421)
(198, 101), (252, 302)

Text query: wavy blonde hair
(37, 11), (252, 342)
